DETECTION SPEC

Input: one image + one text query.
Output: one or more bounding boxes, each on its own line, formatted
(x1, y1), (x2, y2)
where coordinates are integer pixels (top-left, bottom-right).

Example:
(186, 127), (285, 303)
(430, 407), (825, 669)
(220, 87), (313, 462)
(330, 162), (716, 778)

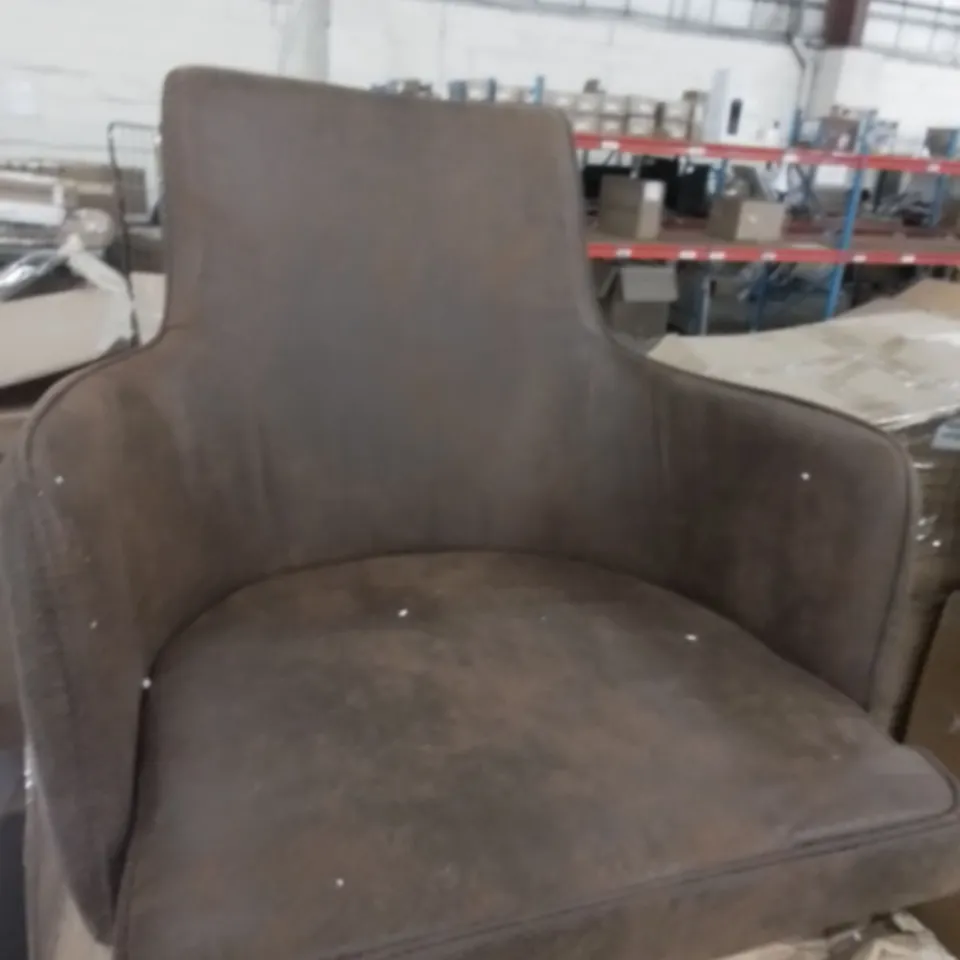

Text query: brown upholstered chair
(2, 67), (960, 960)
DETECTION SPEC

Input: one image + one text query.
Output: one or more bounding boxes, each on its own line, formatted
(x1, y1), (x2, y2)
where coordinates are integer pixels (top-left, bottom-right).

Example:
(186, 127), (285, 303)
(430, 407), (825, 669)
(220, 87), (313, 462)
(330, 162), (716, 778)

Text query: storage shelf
(578, 127), (960, 322)
(587, 230), (960, 266)
(574, 133), (960, 176)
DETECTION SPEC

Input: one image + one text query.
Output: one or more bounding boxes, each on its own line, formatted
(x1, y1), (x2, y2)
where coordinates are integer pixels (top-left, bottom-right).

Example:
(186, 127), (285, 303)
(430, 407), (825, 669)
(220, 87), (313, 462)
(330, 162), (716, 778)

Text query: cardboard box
(835, 297), (902, 319)
(628, 95), (659, 115)
(650, 278), (960, 728)
(573, 92), (603, 113)
(601, 93), (630, 116)
(597, 263), (677, 343)
(598, 115), (625, 136)
(925, 127), (959, 158)
(597, 177), (664, 240)
(544, 90), (577, 111)
(494, 84), (533, 104)
(569, 113), (601, 135)
(707, 197), (785, 243)
(896, 278), (960, 317)
(844, 280), (960, 320)
(660, 99), (690, 122)
(654, 118), (689, 140)
(908, 592), (960, 953)
(0, 171), (72, 228)
(626, 114), (657, 136)
(57, 162), (148, 217)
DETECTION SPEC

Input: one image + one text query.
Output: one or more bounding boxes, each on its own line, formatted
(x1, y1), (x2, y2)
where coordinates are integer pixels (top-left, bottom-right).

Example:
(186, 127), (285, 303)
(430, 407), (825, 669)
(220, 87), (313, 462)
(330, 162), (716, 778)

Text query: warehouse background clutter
(2, 0), (960, 162)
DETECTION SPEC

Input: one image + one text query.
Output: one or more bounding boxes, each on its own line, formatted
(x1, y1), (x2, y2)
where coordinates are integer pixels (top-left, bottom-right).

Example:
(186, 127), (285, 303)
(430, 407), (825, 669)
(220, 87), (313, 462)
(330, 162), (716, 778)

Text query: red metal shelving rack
(574, 133), (960, 177)
(587, 235), (960, 267)
(577, 134), (960, 268)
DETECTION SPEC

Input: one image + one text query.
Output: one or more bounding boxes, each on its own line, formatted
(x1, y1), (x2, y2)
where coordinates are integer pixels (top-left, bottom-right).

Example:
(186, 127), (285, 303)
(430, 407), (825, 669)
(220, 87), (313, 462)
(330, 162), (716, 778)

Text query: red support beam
(823, 0), (869, 46)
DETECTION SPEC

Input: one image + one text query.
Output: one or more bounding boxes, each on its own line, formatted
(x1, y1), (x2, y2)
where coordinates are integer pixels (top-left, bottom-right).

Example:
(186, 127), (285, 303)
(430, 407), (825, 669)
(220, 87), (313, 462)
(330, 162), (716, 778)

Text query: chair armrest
(647, 360), (915, 723)
(0, 346), (221, 940)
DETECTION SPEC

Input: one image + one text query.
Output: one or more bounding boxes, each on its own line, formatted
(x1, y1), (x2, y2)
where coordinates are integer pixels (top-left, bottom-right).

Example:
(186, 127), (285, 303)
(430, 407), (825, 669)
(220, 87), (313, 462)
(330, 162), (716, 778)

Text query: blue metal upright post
(824, 114), (872, 319)
(532, 75), (545, 106)
(788, 107), (803, 147)
(929, 128), (959, 227)
(715, 159), (729, 196)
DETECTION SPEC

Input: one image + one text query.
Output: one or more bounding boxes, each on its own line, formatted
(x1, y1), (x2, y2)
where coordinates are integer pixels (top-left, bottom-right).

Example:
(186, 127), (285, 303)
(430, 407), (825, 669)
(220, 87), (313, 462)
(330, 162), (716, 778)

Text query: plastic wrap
(651, 311), (960, 430)
(651, 306), (960, 727)
(0, 263), (165, 391)
(724, 916), (956, 960)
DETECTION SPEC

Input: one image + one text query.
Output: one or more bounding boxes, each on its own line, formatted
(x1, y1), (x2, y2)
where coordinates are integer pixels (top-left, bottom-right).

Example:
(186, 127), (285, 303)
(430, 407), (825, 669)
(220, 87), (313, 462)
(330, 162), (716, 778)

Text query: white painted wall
(0, 0), (288, 163)
(873, 55), (960, 147)
(3, 0), (960, 166)
(329, 0), (801, 137)
(809, 45), (960, 151)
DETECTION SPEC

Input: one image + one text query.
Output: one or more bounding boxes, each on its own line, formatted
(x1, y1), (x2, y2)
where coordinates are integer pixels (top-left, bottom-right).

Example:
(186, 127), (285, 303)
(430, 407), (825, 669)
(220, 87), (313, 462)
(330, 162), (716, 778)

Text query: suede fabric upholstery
(1, 67), (959, 960)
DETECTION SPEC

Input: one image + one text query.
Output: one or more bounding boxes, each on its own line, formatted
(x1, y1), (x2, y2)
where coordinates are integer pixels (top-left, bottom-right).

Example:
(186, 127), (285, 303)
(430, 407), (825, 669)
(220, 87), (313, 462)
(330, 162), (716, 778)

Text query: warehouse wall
(0, 0), (288, 162)
(811, 46), (960, 150)
(3, 0), (960, 164)
(328, 0), (802, 136)
(872, 56), (960, 143)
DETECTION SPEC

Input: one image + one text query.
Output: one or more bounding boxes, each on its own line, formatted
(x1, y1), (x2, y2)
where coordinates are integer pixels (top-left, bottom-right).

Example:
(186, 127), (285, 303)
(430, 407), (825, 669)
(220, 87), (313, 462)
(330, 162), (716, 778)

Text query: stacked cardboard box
(422, 77), (707, 142)
(597, 176), (664, 239)
(650, 279), (960, 733)
(548, 90), (631, 136)
(0, 171), (73, 225)
(493, 84), (537, 105)
(625, 96), (658, 136)
(655, 100), (691, 140)
(548, 90), (597, 134)
(1, 160), (148, 219)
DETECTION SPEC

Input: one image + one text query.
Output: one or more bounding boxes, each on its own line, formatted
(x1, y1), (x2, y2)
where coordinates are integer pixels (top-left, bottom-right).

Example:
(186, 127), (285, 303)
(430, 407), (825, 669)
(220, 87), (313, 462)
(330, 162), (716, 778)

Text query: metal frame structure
(424, 0), (825, 41)
(106, 120), (162, 347)
(580, 128), (960, 330)
(438, 69), (960, 331)
(863, 0), (960, 63)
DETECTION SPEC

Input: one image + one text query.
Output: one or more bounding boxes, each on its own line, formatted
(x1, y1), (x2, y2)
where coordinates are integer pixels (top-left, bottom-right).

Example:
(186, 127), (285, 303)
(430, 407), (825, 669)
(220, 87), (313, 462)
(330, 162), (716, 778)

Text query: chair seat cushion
(115, 553), (960, 960)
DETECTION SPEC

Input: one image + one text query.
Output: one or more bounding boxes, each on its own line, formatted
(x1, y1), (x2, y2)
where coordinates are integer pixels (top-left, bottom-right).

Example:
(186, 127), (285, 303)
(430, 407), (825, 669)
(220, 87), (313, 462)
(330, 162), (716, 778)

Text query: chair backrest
(155, 67), (663, 580)
(0, 69), (664, 937)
